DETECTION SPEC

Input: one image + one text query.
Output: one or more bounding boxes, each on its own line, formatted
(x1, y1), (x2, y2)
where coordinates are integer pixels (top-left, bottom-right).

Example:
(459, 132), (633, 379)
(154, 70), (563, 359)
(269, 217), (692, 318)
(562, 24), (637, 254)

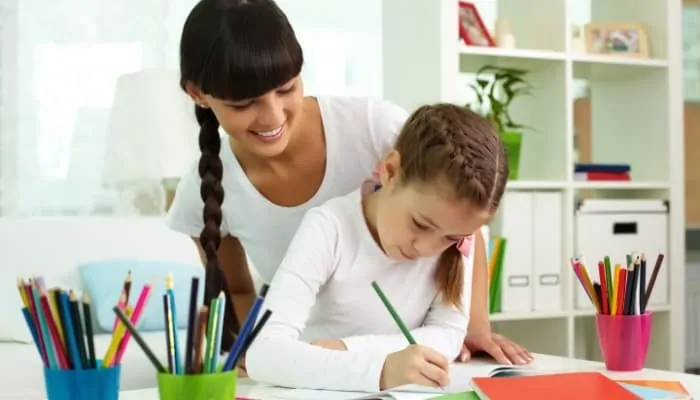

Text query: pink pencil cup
(595, 312), (652, 371)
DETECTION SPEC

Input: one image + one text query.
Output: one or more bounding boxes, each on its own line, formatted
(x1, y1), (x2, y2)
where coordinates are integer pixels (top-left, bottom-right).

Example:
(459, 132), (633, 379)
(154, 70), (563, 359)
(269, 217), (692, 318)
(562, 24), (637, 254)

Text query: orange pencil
(616, 268), (628, 315)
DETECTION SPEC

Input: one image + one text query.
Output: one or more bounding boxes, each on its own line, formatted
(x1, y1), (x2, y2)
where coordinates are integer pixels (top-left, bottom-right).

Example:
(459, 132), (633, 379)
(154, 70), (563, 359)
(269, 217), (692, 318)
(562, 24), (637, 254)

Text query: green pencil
(371, 281), (416, 345)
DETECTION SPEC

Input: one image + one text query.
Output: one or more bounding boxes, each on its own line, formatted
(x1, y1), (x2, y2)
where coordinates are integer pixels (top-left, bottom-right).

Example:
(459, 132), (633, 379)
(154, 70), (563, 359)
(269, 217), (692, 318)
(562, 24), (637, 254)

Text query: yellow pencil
(16, 278), (29, 308)
(102, 306), (133, 367)
(610, 264), (621, 315)
(579, 264), (600, 313)
(47, 289), (65, 344)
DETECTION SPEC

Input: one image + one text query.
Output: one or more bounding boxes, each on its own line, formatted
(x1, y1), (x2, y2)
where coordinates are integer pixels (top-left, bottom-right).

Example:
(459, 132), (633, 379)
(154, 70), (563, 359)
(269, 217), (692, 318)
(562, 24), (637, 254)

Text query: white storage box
(575, 199), (669, 310)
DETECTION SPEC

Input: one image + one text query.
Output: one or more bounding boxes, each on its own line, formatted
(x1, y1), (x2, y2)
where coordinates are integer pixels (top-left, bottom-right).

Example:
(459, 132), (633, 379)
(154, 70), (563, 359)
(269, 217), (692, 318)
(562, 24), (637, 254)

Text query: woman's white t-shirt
(166, 96), (408, 282)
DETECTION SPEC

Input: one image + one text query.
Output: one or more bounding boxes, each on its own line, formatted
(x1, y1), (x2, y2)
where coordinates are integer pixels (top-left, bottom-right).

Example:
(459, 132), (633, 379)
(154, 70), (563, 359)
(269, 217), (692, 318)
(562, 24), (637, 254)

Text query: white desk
(118, 354), (700, 399)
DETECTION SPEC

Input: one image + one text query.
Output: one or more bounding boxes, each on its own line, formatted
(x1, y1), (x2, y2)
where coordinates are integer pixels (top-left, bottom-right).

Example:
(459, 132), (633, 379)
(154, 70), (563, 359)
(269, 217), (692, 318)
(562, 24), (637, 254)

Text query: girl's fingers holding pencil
(380, 345), (450, 390)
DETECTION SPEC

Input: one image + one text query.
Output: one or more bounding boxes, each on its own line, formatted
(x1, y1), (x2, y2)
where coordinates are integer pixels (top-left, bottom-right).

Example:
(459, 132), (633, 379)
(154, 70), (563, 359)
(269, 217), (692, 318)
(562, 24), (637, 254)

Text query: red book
(472, 372), (640, 399)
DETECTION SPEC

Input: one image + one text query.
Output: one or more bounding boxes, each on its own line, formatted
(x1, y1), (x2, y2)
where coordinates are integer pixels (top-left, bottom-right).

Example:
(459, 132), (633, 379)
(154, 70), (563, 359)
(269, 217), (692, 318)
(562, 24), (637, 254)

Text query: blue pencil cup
(43, 362), (120, 400)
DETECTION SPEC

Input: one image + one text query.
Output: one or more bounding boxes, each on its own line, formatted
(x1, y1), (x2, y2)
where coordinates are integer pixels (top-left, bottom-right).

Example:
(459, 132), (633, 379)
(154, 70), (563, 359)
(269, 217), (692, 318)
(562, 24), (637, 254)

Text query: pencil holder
(43, 362), (121, 400)
(157, 370), (237, 400)
(595, 312), (652, 371)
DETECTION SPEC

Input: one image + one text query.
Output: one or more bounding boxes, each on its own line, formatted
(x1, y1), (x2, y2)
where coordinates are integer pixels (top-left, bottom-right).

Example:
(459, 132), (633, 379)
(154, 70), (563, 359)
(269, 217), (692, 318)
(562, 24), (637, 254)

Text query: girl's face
(372, 151), (492, 261)
(189, 76), (305, 158)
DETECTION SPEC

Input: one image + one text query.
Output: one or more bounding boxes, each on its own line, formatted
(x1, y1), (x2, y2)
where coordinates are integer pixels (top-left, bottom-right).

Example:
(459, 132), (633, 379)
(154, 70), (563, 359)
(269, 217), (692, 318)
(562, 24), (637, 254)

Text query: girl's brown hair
(393, 103), (509, 309)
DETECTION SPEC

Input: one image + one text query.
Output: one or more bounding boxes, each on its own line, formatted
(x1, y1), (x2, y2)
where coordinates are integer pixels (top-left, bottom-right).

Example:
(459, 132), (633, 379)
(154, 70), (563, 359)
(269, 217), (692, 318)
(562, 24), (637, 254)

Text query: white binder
(532, 192), (563, 311)
(497, 192), (534, 313)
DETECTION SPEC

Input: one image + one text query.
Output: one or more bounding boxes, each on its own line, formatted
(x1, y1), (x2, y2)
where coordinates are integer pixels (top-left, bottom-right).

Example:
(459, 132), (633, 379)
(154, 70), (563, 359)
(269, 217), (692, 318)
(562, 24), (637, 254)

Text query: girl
(246, 103), (508, 391)
(169, 0), (531, 365)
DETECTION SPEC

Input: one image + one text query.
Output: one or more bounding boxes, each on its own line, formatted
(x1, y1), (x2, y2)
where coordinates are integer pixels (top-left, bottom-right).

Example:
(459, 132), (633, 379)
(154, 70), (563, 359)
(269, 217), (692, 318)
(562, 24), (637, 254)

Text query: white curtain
(0, 0), (383, 216)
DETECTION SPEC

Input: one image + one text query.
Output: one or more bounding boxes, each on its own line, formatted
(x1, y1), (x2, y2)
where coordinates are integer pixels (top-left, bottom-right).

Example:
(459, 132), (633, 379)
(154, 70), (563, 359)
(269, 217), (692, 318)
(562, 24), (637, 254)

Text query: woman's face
(194, 76), (305, 159)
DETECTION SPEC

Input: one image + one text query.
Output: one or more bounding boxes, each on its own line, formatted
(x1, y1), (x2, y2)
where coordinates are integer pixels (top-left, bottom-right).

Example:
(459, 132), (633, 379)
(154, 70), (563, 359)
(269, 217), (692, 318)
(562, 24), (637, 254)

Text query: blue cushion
(78, 259), (204, 333)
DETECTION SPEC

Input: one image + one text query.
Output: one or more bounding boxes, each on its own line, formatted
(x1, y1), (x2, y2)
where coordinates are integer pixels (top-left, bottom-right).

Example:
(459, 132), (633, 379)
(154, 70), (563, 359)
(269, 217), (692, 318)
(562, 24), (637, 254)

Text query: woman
(168, 0), (532, 366)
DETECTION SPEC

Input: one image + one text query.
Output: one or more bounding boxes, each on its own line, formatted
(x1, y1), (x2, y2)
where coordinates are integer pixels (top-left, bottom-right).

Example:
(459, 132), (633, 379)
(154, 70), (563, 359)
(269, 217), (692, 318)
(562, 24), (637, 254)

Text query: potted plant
(467, 65), (533, 180)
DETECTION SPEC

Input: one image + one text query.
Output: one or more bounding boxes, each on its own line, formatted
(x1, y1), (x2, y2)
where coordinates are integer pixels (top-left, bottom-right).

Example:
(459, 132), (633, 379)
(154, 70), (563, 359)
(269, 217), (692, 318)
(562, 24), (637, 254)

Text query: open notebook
(269, 361), (536, 400)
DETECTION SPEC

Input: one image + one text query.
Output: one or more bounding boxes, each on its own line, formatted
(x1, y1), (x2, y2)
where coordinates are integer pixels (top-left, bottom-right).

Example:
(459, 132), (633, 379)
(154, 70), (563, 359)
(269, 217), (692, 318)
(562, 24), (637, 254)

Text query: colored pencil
(81, 293), (97, 369)
(58, 291), (81, 369)
(223, 290), (266, 371)
(603, 256), (613, 308)
(639, 254), (647, 313)
(371, 280), (416, 344)
(123, 270), (133, 304)
(103, 305), (132, 367)
(39, 292), (69, 369)
(629, 258), (641, 315)
(209, 291), (226, 373)
(112, 293), (127, 333)
(112, 306), (167, 373)
(69, 291), (88, 368)
(616, 268), (627, 315)
(165, 274), (182, 374)
(597, 262), (609, 315)
(114, 283), (153, 365)
(643, 253), (665, 312)
(184, 277), (200, 374)
(31, 282), (56, 368)
(203, 295), (219, 374)
(48, 289), (65, 347)
(241, 309), (272, 355)
(163, 293), (176, 373)
(623, 262), (636, 315)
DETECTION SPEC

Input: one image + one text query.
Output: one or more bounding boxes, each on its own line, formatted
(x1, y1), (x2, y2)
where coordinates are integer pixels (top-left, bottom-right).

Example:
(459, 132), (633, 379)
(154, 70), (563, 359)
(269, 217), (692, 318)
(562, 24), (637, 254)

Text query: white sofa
(0, 217), (202, 399)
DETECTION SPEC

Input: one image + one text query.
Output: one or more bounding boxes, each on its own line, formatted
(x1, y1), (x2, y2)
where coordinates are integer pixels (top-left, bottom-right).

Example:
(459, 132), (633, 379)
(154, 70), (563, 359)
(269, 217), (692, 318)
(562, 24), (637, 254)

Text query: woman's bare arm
(192, 235), (257, 324)
(468, 231), (491, 333)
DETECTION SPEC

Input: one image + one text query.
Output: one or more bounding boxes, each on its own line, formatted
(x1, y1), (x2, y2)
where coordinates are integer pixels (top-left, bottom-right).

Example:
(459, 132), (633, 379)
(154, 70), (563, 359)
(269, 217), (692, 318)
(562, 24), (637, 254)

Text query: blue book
(574, 163), (631, 173)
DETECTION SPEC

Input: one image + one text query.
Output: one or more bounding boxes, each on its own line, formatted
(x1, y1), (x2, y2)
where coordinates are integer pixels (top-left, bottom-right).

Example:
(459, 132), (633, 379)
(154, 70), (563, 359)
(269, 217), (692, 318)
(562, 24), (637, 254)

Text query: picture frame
(458, 1), (495, 47)
(583, 23), (650, 58)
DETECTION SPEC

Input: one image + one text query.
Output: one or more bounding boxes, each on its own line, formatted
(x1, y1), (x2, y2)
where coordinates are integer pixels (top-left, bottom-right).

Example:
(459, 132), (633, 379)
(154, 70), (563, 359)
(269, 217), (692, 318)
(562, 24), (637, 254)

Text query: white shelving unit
(381, 0), (685, 371)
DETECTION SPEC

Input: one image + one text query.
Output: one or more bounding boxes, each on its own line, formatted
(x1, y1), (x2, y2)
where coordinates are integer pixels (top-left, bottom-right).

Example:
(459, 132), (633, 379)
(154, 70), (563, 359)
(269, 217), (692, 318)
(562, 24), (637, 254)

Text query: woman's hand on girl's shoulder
(380, 345), (450, 390)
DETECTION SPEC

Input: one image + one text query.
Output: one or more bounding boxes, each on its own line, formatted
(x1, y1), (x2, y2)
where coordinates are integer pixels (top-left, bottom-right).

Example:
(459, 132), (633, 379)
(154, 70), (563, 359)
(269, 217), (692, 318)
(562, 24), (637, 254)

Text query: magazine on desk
(350, 362), (538, 400)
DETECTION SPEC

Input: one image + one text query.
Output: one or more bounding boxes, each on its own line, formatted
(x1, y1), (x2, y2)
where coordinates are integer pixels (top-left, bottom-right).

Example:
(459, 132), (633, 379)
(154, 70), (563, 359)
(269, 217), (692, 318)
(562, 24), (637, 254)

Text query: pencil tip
(260, 284), (270, 297)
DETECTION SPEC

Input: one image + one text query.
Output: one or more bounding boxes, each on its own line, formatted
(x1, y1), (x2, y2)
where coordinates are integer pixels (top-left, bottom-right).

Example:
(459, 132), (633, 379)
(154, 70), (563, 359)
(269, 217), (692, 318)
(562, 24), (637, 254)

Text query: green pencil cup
(157, 370), (237, 400)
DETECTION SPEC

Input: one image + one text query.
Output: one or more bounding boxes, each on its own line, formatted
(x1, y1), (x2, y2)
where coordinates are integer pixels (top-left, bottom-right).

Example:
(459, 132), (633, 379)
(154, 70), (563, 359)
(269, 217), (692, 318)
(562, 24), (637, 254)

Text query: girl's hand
(311, 339), (348, 351)
(459, 331), (533, 365)
(380, 345), (450, 390)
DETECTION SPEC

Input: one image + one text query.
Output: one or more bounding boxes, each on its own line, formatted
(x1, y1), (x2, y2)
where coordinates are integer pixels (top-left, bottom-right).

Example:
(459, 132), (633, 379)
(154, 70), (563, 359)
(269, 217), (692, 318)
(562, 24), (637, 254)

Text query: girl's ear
(379, 150), (401, 186)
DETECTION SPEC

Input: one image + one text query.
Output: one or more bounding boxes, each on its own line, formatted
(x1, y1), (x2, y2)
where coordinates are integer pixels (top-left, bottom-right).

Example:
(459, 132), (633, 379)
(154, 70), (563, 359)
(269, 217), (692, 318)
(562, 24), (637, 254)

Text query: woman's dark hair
(179, 0), (303, 351)
(394, 104), (508, 310)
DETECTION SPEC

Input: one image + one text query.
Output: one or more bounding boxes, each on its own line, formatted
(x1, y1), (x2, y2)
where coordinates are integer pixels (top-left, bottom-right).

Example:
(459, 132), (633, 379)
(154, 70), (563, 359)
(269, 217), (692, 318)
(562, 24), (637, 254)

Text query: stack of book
(574, 163), (631, 182)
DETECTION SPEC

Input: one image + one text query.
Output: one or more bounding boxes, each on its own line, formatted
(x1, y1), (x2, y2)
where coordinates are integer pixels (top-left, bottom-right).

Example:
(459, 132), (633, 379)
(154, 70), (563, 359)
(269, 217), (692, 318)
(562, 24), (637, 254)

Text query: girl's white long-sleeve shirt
(246, 189), (473, 392)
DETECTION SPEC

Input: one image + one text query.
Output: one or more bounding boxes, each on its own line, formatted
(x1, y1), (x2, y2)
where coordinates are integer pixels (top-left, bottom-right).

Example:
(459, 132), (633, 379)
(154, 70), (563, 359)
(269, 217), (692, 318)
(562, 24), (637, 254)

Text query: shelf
(572, 54), (668, 80)
(507, 181), (567, 190)
(459, 46), (566, 73)
(490, 310), (569, 322)
(572, 181), (671, 190)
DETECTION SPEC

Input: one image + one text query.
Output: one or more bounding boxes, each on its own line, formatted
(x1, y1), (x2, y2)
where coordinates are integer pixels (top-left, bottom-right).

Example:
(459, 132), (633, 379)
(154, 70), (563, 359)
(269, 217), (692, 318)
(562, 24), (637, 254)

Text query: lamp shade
(102, 69), (200, 184)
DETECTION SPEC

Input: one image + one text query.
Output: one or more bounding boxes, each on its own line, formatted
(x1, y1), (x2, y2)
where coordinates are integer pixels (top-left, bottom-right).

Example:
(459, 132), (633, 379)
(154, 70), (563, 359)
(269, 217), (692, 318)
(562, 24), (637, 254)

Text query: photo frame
(583, 23), (650, 58)
(458, 2), (495, 47)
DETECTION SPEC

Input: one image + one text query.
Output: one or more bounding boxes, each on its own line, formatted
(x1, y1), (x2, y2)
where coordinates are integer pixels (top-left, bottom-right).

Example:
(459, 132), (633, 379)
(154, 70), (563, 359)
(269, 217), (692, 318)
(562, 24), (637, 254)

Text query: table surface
(118, 353), (700, 399)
